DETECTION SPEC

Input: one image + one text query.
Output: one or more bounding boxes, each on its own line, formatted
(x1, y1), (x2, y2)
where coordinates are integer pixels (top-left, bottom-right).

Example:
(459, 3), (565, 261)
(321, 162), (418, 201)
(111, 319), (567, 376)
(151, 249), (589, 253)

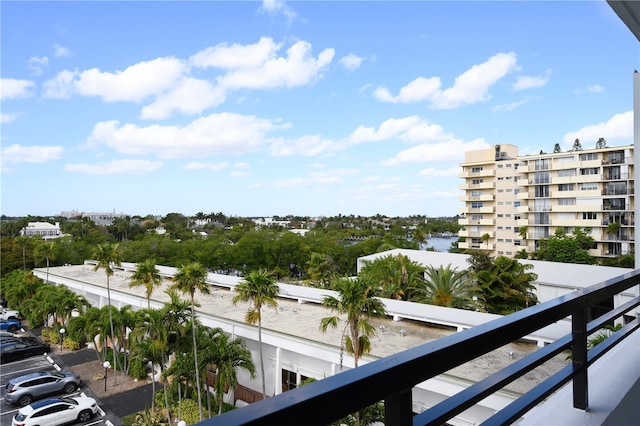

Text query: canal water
(421, 236), (457, 252)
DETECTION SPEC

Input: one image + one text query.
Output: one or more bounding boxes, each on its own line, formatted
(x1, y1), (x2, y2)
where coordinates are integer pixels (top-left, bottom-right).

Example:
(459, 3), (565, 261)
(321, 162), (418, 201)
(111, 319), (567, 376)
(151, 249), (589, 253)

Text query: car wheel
(7, 324), (18, 332)
(77, 409), (93, 423)
(17, 394), (33, 406)
(63, 383), (77, 393)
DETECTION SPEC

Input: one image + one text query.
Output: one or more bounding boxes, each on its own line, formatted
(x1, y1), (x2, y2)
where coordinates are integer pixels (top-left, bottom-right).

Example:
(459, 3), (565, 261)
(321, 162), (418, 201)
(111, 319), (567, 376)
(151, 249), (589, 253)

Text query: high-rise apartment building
(458, 144), (635, 259)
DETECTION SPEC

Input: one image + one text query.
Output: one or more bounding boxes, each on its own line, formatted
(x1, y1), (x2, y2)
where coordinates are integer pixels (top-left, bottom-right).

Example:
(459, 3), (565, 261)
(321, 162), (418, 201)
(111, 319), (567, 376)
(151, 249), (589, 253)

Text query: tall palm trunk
(106, 275), (119, 382)
(258, 318), (266, 398)
(191, 295), (204, 421)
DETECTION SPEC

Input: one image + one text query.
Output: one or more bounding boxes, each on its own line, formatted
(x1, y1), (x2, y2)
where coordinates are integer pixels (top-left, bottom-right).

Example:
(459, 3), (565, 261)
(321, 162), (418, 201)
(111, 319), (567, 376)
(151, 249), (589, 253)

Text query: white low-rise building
(20, 222), (62, 240)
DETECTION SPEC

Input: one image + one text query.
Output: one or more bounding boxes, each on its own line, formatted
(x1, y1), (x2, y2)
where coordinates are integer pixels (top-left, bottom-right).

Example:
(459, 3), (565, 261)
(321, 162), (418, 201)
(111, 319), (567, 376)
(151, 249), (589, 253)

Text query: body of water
(420, 236), (457, 252)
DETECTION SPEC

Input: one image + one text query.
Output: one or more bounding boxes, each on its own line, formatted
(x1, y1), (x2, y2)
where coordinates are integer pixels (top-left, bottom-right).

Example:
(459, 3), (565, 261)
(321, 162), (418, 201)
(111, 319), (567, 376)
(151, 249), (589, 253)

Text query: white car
(0, 308), (20, 320)
(12, 396), (97, 426)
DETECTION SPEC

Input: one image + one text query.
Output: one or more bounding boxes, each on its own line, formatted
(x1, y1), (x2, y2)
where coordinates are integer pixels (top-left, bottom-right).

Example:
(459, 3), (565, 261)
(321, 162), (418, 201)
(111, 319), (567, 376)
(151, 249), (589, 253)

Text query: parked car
(0, 308), (21, 320)
(11, 396), (97, 426)
(4, 371), (83, 406)
(0, 330), (31, 339)
(0, 318), (21, 333)
(0, 340), (50, 363)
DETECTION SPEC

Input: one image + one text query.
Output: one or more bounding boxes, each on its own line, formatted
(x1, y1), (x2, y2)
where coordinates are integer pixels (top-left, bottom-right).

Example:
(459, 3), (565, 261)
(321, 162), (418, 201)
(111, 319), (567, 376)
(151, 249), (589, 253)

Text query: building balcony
(458, 218), (496, 226)
(459, 230), (495, 238)
(203, 271), (640, 426)
(460, 169), (496, 178)
(459, 193), (495, 202)
(459, 182), (496, 190)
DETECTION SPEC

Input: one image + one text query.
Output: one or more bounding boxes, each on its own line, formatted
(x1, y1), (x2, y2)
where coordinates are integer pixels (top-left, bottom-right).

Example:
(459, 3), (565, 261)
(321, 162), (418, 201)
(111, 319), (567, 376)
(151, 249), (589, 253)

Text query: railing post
(571, 307), (589, 410)
(385, 389), (413, 426)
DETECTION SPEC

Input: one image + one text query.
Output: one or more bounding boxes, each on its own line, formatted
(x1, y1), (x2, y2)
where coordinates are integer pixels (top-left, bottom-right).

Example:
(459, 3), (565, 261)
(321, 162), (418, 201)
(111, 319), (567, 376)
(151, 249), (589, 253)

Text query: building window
(580, 153), (598, 161)
(514, 201), (521, 207)
(581, 183), (597, 191)
(471, 202), (483, 209)
(471, 190), (482, 197)
(471, 166), (483, 173)
(583, 212), (597, 220)
(580, 168), (598, 175)
(472, 179), (483, 185)
(557, 169), (576, 177)
(558, 184), (574, 191)
(558, 198), (576, 205)
(471, 214), (484, 220)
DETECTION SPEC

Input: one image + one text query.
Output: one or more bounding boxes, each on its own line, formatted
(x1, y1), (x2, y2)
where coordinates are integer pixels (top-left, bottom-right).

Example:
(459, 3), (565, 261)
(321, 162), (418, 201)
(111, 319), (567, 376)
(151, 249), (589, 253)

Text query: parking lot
(0, 334), (124, 426)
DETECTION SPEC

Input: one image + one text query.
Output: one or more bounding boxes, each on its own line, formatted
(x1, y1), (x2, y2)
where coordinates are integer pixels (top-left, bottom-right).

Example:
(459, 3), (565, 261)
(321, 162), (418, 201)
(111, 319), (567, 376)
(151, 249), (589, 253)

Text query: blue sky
(1, 1), (637, 218)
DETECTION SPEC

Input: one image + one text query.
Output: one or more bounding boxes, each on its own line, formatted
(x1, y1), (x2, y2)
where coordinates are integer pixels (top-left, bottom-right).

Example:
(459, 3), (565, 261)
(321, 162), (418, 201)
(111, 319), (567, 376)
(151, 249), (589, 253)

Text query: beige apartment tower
(459, 144), (635, 260)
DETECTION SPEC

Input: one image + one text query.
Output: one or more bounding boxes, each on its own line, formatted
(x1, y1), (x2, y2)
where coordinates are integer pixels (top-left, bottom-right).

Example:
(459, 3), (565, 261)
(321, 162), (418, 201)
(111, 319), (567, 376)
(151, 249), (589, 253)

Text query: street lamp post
(59, 328), (65, 351)
(103, 361), (111, 392)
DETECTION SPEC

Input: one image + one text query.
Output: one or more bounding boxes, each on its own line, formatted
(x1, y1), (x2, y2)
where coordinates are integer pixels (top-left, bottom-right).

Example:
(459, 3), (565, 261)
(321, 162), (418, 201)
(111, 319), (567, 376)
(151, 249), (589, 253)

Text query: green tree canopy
(472, 256), (538, 314)
(359, 253), (425, 300)
(532, 227), (595, 264)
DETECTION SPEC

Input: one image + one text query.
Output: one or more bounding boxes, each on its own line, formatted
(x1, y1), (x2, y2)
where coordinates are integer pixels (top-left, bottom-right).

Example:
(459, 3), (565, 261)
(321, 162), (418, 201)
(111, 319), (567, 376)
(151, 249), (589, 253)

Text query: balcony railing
(201, 270), (640, 426)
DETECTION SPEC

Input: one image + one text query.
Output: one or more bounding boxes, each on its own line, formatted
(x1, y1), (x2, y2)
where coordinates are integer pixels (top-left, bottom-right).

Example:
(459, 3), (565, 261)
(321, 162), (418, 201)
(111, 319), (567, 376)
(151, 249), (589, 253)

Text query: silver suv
(4, 371), (83, 406)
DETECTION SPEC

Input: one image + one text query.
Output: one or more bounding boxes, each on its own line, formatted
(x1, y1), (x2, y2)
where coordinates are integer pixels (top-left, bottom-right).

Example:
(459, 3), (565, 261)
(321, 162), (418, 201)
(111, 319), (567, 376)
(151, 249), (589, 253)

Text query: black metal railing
(200, 271), (640, 426)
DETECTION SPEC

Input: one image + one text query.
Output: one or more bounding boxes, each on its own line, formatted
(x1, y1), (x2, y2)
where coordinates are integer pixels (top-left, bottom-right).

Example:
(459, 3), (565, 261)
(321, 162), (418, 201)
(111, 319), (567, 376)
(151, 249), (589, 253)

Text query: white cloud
(183, 162), (229, 171)
(269, 135), (341, 157)
(384, 138), (490, 166)
(54, 44), (72, 57)
(216, 40), (335, 90)
(42, 70), (78, 98)
(260, 0), (297, 23)
(141, 77), (226, 119)
(1, 144), (64, 172)
(1, 113), (17, 123)
(64, 159), (163, 175)
(562, 111), (633, 147)
(340, 53), (364, 71)
(373, 77), (441, 104)
(374, 52), (518, 109)
(575, 84), (605, 94)
(28, 56), (49, 75)
(88, 112), (288, 159)
(349, 116), (450, 144)
(41, 38), (333, 119)
(190, 37), (281, 69)
(272, 168), (357, 188)
(416, 167), (460, 178)
(1, 78), (36, 100)
(491, 97), (532, 112)
(512, 68), (551, 90)
(43, 57), (186, 102)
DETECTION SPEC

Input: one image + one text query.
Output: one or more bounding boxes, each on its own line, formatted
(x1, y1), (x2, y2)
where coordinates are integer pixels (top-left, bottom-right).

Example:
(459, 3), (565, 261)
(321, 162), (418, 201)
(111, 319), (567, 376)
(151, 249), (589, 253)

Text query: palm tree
(319, 276), (387, 426)
(411, 264), (481, 310)
(34, 240), (57, 283)
(129, 258), (163, 309)
(481, 233), (491, 250)
(473, 256), (538, 314)
(14, 235), (30, 271)
(92, 243), (123, 378)
(320, 277), (387, 368)
(170, 262), (211, 422)
(209, 328), (256, 415)
(131, 307), (184, 424)
(232, 269), (279, 399)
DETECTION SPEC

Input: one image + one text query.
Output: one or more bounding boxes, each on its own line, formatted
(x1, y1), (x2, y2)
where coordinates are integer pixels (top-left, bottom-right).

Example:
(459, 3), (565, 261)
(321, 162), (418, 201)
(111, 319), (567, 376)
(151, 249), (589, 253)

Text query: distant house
(20, 222), (62, 240)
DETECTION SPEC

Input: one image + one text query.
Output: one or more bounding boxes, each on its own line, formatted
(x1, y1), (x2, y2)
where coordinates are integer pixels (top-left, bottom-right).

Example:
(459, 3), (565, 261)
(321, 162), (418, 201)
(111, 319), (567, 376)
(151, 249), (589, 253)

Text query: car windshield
(59, 397), (78, 405)
(14, 413), (27, 421)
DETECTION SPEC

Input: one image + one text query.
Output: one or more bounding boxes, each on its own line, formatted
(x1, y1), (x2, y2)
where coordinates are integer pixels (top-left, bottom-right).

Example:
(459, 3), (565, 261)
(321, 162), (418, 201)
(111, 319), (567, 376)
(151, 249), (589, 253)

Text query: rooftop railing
(200, 269), (640, 426)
